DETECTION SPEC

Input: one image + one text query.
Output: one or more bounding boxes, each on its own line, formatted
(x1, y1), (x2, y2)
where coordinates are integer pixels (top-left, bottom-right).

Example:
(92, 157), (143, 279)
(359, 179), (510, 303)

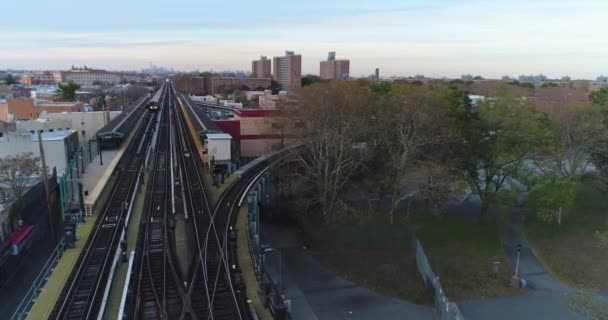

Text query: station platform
(26, 114), (147, 319)
(26, 218), (96, 319)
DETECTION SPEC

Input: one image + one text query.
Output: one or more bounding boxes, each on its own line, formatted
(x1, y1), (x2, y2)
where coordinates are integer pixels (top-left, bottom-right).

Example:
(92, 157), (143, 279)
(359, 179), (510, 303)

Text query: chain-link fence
(412, 236), (465, 320)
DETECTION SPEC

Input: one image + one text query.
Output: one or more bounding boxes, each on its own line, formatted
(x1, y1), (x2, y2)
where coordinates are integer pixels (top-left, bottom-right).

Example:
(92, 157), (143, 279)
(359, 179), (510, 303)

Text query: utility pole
(38, 131), (57, 244)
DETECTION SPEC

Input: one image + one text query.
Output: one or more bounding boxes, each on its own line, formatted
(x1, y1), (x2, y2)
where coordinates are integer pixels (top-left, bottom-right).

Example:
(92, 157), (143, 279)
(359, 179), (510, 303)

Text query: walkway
(261, 224), (434, 320)
(458, 208), (592, 320)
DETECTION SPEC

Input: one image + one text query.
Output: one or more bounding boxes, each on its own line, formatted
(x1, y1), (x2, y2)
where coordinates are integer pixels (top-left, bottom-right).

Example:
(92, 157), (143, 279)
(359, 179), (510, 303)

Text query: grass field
(306, 222), (430, 305)
(525, 178), (608, 290)
(304, 210), (524, 304)
(410, 215), (524, 301)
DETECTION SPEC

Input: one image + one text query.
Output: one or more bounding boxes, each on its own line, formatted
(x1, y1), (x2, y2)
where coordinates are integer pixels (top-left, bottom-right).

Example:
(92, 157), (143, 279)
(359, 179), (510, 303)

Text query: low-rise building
(0, 130), (79, 176)
(243, 78), (272, 90)
(20, 72), (55, 85)
(214, 109), (286, 162)
(589, 81), (608, 92)
(63, 69), (123, 86)
(0, 121), (16, 140)
(45, 111), (120, 145)
(0, 99), (84, 121)
(211, 77), (237, 95)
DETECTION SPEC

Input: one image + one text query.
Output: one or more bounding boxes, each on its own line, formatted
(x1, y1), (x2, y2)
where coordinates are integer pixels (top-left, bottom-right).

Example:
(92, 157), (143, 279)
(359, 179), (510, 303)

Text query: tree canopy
(56, 81), (81, 101)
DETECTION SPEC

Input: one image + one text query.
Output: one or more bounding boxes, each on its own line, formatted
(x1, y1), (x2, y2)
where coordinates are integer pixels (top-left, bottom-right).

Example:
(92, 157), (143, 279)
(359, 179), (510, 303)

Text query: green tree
(270, 80), (281, 94)
(446, 87), (548, 221)
(590, 88), (608, 108)
(525, 177), (577, 225)
(56, 81), (81, 101)
(4, 74), (17, 85)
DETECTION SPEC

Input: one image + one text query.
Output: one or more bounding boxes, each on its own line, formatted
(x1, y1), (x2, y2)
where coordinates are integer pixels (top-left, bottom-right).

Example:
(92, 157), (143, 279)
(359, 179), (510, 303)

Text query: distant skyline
(1, 0), (607, 79)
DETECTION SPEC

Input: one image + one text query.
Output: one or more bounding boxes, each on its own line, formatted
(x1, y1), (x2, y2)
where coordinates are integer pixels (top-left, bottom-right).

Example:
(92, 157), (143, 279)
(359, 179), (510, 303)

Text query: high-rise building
(272, 50), (302, 91)
(320, 52), (350, 80)
(251, 56), (271, 78)
(375, 68), (380, 81)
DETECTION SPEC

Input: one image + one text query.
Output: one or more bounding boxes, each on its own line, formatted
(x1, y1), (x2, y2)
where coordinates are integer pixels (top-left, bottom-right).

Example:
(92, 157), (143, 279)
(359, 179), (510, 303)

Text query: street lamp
(263, 247), (282, 291)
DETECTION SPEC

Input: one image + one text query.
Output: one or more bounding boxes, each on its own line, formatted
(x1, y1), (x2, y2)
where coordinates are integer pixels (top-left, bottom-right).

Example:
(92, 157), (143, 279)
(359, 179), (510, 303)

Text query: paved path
(459, 208), (592, 320)
(261, 223), (434, 320)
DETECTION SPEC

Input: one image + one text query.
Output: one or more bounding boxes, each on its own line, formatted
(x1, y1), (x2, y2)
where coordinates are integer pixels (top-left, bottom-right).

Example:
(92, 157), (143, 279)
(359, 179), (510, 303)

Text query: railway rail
(48, 88), (160, 320)
(131, 85), (192, 319)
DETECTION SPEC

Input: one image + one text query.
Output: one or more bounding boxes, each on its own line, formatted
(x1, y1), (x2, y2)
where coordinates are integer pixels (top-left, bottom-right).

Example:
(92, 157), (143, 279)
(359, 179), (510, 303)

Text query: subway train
(146, 101), (160, 111)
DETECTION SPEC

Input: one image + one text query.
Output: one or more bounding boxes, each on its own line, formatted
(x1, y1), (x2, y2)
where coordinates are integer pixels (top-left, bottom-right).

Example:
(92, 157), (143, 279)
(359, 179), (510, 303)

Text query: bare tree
(281, 81), (373, 222)
(374, 86), (458, 223)
(0, 153), (42, 227)
(534, 105), (607, 179)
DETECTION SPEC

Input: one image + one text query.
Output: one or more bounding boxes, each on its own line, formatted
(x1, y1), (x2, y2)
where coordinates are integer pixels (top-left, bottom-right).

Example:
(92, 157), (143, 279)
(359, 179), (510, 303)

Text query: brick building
(273, 50), (302, 91)
(0, 99), (83, 121)
(320, 51), (350, 80)
(243, 78), (272, 90)
(252, 56), (272, 78)
(211, 77), (237, 95)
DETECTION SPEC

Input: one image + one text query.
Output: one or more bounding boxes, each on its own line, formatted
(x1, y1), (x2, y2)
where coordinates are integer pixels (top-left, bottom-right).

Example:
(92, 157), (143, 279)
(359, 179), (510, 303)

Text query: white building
(204, 133), (232, 164)
(190, 95), (218, 103)
(0, 130), (79, 176)
(64, 71), (122, 86)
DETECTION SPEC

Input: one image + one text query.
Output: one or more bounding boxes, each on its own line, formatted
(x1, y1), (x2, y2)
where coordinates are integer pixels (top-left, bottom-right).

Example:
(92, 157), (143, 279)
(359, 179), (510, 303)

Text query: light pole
(263, 247), (282, 291)
(515, 243), (522, 278)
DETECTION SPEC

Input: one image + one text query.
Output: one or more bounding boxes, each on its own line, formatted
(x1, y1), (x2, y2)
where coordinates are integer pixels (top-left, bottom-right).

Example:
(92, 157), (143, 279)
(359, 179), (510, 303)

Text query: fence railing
(412, 236), (465, 320)
(10, 237), (67, 320)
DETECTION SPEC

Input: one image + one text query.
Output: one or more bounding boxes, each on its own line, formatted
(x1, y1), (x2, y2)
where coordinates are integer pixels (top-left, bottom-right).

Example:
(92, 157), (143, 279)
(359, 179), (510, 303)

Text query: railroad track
(131, 85), (193, 320)
(49, 91), (157, 320)
(172, 87), (214, 319)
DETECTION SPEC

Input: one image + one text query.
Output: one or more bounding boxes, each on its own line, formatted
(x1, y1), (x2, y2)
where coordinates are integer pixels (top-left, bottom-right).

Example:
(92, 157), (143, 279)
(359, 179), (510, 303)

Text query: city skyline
(1, 0), (607, 79)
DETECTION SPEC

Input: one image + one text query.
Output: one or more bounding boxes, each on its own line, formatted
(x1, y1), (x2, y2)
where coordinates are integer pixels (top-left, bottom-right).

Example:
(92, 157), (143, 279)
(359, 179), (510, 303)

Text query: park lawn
(311, 247), (431, 305)
(524, 178), (608, 290)
(410, 215), (525, 301)
(304, 221), (430, 305)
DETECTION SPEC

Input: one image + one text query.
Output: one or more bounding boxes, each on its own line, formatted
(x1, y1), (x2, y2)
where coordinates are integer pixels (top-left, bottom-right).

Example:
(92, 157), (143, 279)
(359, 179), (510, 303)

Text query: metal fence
(10, 237), (67, 320)
(412, 236), (465, 320)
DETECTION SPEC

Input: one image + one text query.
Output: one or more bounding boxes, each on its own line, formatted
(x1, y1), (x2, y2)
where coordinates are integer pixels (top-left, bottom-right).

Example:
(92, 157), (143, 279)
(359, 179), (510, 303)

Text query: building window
(49, 129), (54, 132)
(0, 132), (3, 138)
(81, 130), (86, 137)
(30, 130), (35, 134)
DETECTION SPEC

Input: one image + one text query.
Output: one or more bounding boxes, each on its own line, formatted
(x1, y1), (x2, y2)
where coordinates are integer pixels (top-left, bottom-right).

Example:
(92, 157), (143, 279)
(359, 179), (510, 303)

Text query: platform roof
(96, 96), (148, 139)
(180, 94), (222, 133)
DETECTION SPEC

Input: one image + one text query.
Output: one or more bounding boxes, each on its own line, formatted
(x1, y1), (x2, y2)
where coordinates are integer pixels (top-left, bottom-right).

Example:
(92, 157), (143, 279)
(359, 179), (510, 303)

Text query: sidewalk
(261, 223), (434, 320)
(458, 208), (586, 320)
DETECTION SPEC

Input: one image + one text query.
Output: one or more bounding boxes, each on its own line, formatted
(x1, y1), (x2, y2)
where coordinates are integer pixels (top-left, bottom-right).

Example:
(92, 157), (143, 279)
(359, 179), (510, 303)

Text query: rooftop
(206, 133), (232, 140)
(30, 130), (76, 141)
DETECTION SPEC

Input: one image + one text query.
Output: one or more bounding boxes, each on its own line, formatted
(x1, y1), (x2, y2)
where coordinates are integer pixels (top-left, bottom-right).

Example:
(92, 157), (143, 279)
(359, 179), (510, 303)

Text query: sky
(1, 0), (607, 79)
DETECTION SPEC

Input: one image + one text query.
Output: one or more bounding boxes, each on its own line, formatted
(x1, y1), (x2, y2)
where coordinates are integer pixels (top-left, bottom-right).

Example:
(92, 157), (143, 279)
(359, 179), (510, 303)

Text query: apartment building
(251, 56), (272, 78)
(272, 51), (302, 91)
(320, 51), (350, 80)
(211, 77), (238, 95)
